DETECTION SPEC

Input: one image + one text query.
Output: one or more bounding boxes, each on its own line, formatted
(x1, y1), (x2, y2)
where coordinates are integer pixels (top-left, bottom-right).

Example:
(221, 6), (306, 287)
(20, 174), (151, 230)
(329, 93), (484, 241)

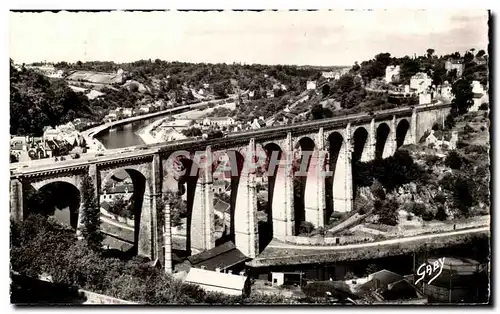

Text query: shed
(184, 267), (250, 296)
(185, 241), (250, 273)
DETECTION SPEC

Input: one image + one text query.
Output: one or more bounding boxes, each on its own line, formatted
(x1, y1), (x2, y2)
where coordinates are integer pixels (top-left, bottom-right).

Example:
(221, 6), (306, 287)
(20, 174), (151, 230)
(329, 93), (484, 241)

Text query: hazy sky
(9, 10), (489, 66)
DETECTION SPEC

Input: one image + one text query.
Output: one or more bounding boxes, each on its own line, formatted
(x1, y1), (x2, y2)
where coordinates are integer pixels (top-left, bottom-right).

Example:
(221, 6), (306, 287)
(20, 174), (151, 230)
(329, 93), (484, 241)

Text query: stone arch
(375, 122), (391, 159)
(211, 149), (246, 246)
(326, 131), (349, 215)
(26, 180), (81, 230)
(261, 142), (284, 247)
(396, 118), (410, 149)
(352, 127), (370, 163)
(293, 136), (316, 235)
(101, 167), (150, 256)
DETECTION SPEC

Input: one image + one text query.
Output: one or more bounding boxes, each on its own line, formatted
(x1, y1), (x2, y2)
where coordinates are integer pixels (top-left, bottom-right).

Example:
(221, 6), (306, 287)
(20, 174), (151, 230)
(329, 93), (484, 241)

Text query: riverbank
(136, 117), (168, 145)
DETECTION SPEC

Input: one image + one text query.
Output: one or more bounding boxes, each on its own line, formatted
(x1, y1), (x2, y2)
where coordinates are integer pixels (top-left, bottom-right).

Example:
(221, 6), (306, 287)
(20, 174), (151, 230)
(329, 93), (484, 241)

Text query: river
(95, 116), (164, 149)
(94, 101), (237, 149)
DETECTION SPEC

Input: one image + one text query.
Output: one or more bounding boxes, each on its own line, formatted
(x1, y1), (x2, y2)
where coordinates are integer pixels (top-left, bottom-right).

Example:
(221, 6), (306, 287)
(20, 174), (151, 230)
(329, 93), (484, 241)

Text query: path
(268, 226), (489, 251)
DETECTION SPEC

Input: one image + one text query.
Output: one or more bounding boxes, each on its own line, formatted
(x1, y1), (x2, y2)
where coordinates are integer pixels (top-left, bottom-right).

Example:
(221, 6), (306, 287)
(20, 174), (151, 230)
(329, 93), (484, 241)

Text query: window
(273, 279), (277, 284)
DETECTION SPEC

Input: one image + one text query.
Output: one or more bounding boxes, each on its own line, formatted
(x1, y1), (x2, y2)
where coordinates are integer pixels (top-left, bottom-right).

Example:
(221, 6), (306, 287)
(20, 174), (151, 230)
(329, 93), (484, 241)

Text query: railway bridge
(9, 102), (451, 272)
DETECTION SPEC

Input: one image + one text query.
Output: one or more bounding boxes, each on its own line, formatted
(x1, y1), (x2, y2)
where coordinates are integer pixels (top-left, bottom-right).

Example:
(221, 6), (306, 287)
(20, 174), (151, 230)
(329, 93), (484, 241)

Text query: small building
(385, 65), (401, 83)
(440, 81), (453, 100)
(418, 93), (432, 105)
(139, 105), (150, 113)
(306, 80), (317, 90)
(250, 117), (267, 130)
(183, 267), (250, 297)
(179, 241), (250, 274)
(122, 108), (133, 117)
(445, 60), (464, 78)
(410, 72), (432, 94)
(322, 71), (336, 79)
(202, 117), (235, 128)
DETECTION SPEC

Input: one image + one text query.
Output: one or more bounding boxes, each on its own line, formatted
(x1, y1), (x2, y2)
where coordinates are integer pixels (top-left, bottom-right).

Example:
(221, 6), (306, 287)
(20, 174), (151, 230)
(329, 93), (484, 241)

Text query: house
(306, 80), (317, 90)
(183, 267), (250, 297)
(139, 105), (150, 113)
(424, 130), (458, 150)
(104, 112), (118, 122)
(250, 117), (267, 130)
(322, 71), (336, 79)
(122, 108), (133, 117)
(202, 117), (235, 128)
(445, 59), (464, 78)
(212, 178), (230, 193)
(410, 73), (432, 94)
(180, 241), (251, 275)
(385, 65), (401, 83)
(439, 81), (453, 100)
(418, 92), (431, 105)
(470, 81), (489, 111)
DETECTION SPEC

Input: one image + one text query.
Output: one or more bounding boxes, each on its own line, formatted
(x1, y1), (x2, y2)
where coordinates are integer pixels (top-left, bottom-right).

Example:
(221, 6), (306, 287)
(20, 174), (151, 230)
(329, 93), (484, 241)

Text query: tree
(80, 174), (103, 252)
(452, 78), (474, 114)
(445, 150), (462, 170)
(109, 195), (132, 218)
(426, 48), (435, 58)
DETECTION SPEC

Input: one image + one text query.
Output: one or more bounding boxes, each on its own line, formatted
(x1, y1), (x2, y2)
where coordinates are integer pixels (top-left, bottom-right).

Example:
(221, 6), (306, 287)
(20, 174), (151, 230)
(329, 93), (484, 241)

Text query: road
(268, 225), (489, 251)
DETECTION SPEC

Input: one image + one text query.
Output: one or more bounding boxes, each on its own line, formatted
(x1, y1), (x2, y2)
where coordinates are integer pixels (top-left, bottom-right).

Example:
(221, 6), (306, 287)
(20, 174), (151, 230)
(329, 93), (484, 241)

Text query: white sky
(9, 10), (489, 66)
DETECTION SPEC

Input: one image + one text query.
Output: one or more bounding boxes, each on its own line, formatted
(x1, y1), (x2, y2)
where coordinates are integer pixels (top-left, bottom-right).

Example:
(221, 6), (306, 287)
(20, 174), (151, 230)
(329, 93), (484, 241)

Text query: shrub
(419, 130), (430, 143)
(445, 113), (455, 130)
(331, 212), (345, 220)
(463, 145), (488, 155)
(371, 180), (386, 200)
(410, 203), (425, 217)
(435, 206), (447, 221)
(422, 210), (434, 221)
(424, 155), (440, 167)
(299, 221), (315, 235)
(434, 193), (447, 204)
(344, 272), (357, 280)
(463, 124), (475, 134)
(445, 150), (462, 169)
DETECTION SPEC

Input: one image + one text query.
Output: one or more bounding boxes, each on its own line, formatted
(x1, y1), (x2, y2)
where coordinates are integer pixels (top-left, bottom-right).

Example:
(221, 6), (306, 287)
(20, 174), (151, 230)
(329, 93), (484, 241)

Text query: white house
(122, 108), (133, 117)
(418, 92), (432, 105)
(202, 117), (235, 127)
(445, 60), (464, 78)
(139, 105), (150, 113)
(322, 71), (336, 79)
(440, 81), (453, 100)
(410, 72), (432, 94)
(470, 80), (488, 112)
(183, 267), (250, 297)
(385, 65), (401, 83)
(306, 80), (317, 90)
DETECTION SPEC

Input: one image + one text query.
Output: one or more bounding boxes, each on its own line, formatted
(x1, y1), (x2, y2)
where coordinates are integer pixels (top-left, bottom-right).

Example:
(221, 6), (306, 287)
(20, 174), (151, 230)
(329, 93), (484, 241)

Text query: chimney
(215, 267), (221, 273)
(200, 266), (206, 270)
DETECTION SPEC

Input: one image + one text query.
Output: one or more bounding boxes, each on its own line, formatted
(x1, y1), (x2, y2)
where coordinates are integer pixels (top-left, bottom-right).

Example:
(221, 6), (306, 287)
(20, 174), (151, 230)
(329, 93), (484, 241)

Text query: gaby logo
(415, 257), (446, 286)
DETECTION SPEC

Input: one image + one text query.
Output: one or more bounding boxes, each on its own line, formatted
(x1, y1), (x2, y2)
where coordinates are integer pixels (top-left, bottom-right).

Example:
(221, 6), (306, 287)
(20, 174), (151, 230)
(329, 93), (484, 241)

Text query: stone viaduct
(10, 103), (451, 272)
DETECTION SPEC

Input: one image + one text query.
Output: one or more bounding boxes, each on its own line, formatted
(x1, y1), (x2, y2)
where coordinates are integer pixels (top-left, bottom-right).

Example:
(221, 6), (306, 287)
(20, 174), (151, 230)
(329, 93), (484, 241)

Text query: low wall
(79, 289), (138, 304)
(276, 216), (489, 246)
(100, 207), (135, 227)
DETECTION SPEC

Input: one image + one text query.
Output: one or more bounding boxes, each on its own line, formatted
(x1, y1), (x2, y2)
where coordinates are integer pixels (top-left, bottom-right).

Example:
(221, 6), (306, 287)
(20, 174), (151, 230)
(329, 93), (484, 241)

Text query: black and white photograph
(8, 9), (491, 305)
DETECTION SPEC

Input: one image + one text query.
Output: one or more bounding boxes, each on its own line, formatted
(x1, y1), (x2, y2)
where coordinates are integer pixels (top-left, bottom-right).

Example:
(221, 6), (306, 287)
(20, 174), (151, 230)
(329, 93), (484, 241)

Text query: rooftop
(187, 241), (250, 271)
(184, 267), (247, 292)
